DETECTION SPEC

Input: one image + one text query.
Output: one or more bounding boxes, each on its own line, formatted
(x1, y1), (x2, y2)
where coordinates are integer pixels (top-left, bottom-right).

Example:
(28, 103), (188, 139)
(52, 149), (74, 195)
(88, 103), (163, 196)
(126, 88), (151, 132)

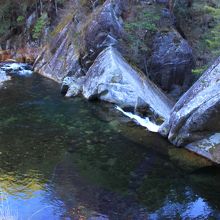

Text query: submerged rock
(159, 56), (220, 163)
(66, 46), (173, 120)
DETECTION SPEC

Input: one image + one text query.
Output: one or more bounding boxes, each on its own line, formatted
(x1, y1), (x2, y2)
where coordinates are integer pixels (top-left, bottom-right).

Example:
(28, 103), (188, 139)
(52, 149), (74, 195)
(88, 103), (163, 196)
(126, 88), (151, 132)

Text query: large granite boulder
(64, 46), (173, 120)
(149, 30), (194, 95)
(159, 56), (220, 163)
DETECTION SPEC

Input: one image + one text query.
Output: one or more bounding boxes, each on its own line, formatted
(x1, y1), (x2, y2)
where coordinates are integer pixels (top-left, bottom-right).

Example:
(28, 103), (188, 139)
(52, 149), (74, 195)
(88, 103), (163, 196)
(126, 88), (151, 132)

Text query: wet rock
(83, 46), (173, 120)
(0, 70), (11, 85)
(61, 76), (85, 97)
(0, 50), (12, 62)
(149, 30), (193, 95)
(159, 56), (220, 163)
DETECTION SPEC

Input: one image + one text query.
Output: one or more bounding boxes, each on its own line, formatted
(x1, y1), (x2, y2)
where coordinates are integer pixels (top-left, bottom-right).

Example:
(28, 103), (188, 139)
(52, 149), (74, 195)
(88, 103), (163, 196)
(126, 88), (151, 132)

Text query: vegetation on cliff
(0, 0), (65, 44)
(174, 0), (220, 74)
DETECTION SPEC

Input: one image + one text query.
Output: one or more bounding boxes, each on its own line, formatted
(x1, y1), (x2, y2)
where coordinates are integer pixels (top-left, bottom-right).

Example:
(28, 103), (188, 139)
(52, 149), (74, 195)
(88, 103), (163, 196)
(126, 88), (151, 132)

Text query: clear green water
(0, 73), (220, 219)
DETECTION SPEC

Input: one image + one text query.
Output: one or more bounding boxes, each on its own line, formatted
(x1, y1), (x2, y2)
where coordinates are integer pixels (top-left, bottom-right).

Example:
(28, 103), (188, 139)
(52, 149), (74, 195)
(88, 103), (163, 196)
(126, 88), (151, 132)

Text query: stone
(84, 0), (124, 52)
(34, 22), (80, 82)
(149, 30), (193, 94)
(82, 46), (173, 120)
(159, 56), (220, 163)
(61, 76), (85, 97)
(80, 0), (125, 70)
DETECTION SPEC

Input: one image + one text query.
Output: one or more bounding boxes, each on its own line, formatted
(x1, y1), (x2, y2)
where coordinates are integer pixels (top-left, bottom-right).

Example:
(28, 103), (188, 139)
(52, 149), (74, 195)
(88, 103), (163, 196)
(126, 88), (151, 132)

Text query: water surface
(0, 71), (220, 219)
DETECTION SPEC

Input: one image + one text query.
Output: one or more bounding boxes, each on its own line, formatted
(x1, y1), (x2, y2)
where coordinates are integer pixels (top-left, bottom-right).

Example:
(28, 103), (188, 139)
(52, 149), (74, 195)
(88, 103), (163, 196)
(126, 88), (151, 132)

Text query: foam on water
(1, 63), (33, 77)
(2, 63), (23, 71)
(116, 106), (160, 132)
(0, 70), (11, 85)
(16, 69), (33, 76)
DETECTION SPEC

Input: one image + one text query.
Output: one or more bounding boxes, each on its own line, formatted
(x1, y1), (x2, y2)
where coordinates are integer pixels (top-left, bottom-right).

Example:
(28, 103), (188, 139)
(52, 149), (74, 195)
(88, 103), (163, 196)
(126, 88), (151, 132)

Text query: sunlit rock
(34, 22), (80, 82)
(82, 47), (173, 120)
(159, 56), (220, 163)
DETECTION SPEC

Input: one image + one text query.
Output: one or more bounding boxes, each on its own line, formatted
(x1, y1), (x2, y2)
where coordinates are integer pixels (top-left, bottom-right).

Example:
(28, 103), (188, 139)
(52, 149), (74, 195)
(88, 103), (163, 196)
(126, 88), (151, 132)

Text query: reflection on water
(0, 73), (220, 219)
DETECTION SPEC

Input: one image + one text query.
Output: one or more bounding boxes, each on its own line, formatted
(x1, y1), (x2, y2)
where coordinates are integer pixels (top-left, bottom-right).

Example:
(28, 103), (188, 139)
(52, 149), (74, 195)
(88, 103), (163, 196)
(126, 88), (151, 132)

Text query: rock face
(33, 0), (124, 83)
(149, 30), (194, 94)
(35, 0), (173, 120)
(64, 47), (173, 120)
(79, 0), (125, 70)
(83, 0), (124, 52)
(34, 22), (80, 82)
(159, 56), (220, 163)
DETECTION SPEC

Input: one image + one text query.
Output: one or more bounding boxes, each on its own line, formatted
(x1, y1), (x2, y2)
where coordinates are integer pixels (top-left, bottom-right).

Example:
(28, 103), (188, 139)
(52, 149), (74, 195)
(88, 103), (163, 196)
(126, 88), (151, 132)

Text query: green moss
(124, 9), (160, 39)
(204, 5), (220, 16)
(120, 3), (166, 70)
(173, 0), (220, 75)
(125, 11), (160, 33)
(203, 6), (220, 55)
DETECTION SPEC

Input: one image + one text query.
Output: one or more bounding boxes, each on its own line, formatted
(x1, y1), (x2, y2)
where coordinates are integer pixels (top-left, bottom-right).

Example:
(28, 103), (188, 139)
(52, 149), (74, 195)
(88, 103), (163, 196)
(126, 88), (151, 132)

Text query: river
(0, 66), (220, 219)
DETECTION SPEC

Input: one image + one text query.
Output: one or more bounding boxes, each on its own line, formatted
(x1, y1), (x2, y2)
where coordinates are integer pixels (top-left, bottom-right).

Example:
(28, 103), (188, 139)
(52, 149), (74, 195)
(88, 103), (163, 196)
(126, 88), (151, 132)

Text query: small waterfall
(116, 106), (160, 133)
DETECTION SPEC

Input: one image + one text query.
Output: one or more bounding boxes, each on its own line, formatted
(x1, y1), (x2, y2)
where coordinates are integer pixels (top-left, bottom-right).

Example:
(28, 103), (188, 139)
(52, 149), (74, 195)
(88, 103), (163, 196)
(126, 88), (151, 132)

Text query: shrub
(123, 6), (161, 66)
(32, 13), (48, 40)
(16, 15), (25, 23)
(192, 66), (207, 75)
(203, 6), (220, 55)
